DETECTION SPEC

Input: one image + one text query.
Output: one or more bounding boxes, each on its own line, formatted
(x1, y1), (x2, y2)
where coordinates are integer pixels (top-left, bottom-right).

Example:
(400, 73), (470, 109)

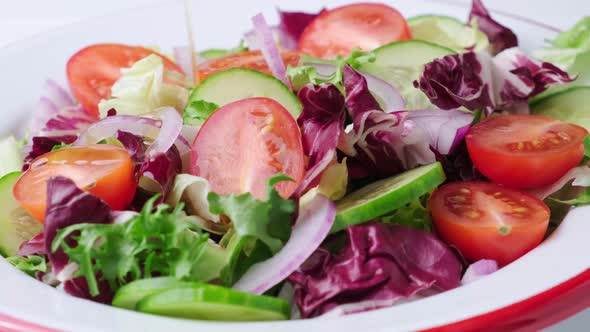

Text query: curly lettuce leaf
(98, 54), (190, 118)
(208, 175), (296, 285)
(52, 196), (226, 296)
(6, 255), (47, 277)
(380, 196), (432, 231)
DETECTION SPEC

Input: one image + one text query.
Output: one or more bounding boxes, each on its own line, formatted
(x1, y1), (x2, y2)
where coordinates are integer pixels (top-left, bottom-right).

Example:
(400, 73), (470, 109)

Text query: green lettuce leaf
(98, 54), (190, 118)
(183, 100), (218, 125)
(380, 196), (432, 231)
(533, 17), (590, 89)
(208, 175), (296, 285)
(287, 49), (376, 91)
(6, 255), (47, 277)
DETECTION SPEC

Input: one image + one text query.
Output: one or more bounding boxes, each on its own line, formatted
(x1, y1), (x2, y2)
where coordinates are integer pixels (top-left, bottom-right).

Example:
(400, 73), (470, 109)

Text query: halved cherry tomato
(298, 3), (411, 59)
(67, 44), (184, 116)
(429, 181), (550, 266)
(197, 50), (301, 81)
(14, 145), (137, 222)
(466, 115), (587, 189)
(190, 97), (305, 199)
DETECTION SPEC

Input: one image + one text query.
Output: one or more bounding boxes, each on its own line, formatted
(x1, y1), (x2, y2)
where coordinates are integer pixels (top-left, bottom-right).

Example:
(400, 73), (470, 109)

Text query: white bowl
(0, 1), (588, 331)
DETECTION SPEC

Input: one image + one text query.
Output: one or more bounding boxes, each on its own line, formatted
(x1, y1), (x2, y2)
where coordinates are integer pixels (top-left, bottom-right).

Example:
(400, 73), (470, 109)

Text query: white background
(0, 0), (587, 331)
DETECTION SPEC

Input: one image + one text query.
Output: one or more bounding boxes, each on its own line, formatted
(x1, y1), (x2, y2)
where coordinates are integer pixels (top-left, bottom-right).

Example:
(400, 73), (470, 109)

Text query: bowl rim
(0, 1), (588, 332)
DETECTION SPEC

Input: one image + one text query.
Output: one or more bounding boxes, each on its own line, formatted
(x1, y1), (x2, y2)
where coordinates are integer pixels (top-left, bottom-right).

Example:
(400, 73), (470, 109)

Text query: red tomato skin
(67, 44), (184, 117)
(190, 97), (305, 200)
(14, 145), (137, 222)
(198, 51), (300, 80)
(429, 181), (550, 266)
(465, 115), (587, 189)
(298, 3), (411, 59)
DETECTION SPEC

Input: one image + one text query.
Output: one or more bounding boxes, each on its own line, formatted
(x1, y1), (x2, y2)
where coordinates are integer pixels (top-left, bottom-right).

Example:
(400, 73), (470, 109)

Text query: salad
(1, 0), (590, 322)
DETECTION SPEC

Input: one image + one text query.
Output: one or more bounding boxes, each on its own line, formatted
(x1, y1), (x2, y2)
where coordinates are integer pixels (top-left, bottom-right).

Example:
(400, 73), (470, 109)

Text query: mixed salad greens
(1, 0), (590, 322)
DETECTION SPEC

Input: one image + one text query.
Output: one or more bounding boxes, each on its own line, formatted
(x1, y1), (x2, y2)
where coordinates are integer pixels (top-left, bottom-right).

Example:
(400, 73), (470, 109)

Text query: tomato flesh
(298, 3), (411, 59)
(67, 44), (184, 116)
(466, 115), (587, 189)
(14, 145), (137, 222)
(190, 97), (305, 199)
(429, 181), (550, 266)
(198, 50), (300, 81)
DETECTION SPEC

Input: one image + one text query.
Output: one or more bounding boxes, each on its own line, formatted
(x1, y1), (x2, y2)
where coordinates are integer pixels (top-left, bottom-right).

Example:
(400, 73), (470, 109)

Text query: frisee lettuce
(380, 196), (432, 232)
(6, 255), (47, 277)
(52, 195), (226, 296)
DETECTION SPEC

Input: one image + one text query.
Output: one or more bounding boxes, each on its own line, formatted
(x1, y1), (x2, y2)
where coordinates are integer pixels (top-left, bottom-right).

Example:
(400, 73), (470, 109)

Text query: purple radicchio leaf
(468, 0), (518, 54)
(16, 233), (46, 256)
(114, 130), (181, 205)
(44, 176), (112, 274)
(289, 223), (462, 318)
(341, 65), (436, 177)
(43, 176), (114, 302)
(414, 49), (574, 114)
(22, 135), (77, 171)
(277, 9), (323, 50)
(295, 83), (346, 195)
(29, 80), (97, 137)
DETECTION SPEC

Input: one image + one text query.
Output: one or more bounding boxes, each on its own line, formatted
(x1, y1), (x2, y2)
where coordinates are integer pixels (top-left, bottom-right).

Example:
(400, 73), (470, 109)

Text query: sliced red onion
(529, 166), (590, 200)
(251, 13), (291, 89)
(74, 115), (160, 146)
(173, 46), (194, 83)
(29, 80), (83, 135)
(180, 124), (199, 145)
(462, 259), (499, 284)
(74, 107), (185, 157)
(406, 109), (474, 155)
(304, 62), (405, 113)
(233, 194), (336, 294)
(145, 107), (183, 157)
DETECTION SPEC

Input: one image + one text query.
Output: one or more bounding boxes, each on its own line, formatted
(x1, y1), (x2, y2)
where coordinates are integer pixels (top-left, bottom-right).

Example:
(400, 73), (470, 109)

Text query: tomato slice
(14, 145), (137, 222)
(190, 97), (305, 199)
(197, 50), (301, 81)
(298, 3), (411, 59)
(466, 115), (587, 189)
(67, 44), (184, 116)
(429, 181), (550, 266)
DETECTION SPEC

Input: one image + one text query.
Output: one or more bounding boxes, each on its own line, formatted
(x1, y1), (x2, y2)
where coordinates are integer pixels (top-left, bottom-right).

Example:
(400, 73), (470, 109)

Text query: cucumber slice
(187, 68), (302, 119)
(530, 87), (590, 131)
(0, 172), (43, 257)
(112, 277), (195, 310)
(137, 283), (290, 321)
(332, 162), (446, 233)
(359, 40), (455, 109)
(0, 136), (23, 178)
(407, 15), (489, 52)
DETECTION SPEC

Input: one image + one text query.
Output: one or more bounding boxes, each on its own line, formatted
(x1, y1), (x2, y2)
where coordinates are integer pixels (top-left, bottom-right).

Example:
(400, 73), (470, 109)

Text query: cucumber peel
(530, 86), (590, 131)
(408, 15), (489, 52)
(359, 40), (455, 109)
(0, 172), (43, 257)
(332, 162), (446, 233)
(186, 68), (302, 120)
(112, 277), (195, 310)
(137, 283), (290, 321)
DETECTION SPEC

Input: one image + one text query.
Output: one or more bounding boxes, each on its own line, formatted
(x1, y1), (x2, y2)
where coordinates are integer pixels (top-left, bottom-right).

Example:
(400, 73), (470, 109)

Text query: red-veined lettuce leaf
(414, 48), (574, 114)
(468, 0), (518, 54)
